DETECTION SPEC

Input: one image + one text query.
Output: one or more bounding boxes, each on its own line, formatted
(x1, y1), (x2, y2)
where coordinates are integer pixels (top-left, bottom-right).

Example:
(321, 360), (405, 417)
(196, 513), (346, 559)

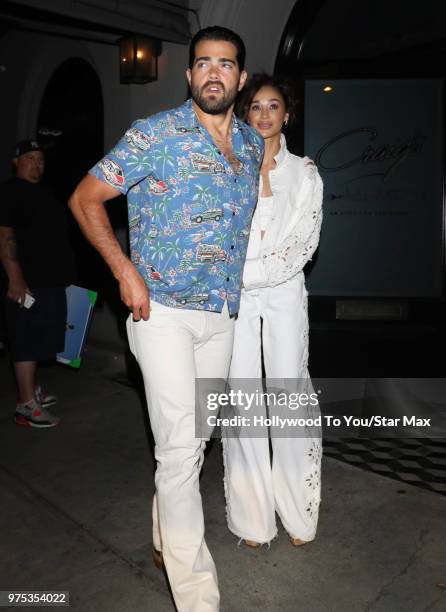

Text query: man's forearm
(69, 174), (150, 320)
(0, 226), (25, 283)
(68, 192), (129, 280)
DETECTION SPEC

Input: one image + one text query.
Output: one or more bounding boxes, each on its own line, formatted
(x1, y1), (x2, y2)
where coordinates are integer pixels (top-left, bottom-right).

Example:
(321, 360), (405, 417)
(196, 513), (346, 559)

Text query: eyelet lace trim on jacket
(260, 162), (323, 287)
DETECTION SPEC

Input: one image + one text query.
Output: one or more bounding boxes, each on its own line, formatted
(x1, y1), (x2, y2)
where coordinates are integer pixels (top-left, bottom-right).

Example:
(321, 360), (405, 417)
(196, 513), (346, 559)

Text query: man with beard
(69, 26), (263, 612)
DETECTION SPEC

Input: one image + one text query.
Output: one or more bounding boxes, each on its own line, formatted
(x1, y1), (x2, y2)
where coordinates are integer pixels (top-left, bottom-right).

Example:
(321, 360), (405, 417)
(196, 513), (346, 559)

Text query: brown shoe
(244, 539), (262, 548)
(152, 547), (164, 570)
(290, 537), (307, 547)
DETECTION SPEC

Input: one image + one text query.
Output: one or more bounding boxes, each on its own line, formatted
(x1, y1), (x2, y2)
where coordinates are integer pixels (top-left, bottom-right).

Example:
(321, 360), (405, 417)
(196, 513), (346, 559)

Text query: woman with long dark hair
(223, 74), (323, 547)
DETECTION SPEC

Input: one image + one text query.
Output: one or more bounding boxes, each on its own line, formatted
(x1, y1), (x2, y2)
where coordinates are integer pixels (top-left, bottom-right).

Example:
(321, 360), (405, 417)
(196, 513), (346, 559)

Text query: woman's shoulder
(285, 150), (316, 168)
(286, 152), (322, 185)
(277, 150), (313, 180)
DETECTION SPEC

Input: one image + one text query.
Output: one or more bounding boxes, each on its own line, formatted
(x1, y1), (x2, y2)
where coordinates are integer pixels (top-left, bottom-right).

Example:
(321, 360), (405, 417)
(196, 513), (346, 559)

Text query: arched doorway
(37, 58), (125, 299)
(37, 57), (103, 201)
(277, 0), (446, 79)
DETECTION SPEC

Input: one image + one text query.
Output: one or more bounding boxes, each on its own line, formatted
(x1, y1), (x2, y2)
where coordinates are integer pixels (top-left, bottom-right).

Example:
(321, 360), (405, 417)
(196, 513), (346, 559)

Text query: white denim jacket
(242, 134), (323, 290)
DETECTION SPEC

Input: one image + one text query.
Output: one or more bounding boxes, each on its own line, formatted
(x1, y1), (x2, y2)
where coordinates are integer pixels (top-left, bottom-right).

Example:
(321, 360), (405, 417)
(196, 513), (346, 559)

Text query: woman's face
(246, 85), (289, 140)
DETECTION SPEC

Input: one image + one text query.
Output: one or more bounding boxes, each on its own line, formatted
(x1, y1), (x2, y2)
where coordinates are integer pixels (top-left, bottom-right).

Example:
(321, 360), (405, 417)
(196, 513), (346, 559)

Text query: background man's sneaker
(35, 385), (57, 408)
(15, 399), (60, 428)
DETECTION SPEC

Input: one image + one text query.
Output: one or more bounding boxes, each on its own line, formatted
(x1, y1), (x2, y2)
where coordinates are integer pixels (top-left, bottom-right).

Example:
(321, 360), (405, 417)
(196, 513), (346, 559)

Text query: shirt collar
(181, 98), (246, 158)
(273, 133), (288, 167)
(176, 98), (197, 128)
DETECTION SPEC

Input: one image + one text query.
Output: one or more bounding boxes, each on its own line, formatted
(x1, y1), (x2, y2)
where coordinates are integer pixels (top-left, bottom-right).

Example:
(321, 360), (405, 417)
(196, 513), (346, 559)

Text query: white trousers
(222, 275), (322, 543)
(127, 300), (234, 612)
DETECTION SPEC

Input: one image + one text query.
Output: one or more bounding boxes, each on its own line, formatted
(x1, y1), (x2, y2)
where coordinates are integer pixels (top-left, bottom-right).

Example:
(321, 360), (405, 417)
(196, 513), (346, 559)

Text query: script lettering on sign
(315, 128), (425, 183)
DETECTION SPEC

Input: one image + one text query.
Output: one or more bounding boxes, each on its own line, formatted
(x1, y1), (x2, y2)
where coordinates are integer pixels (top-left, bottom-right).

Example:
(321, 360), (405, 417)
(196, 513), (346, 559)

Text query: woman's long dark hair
(236, 73), (298, 125)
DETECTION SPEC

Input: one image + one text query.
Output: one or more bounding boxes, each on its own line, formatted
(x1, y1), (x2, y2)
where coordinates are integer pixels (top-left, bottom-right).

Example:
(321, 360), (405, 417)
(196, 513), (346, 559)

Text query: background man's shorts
(4, 287), (67, 362)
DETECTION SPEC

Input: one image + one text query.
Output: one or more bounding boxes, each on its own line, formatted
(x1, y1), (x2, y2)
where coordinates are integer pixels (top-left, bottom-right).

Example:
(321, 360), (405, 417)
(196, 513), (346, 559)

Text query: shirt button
(234, 178), (237, 183)
(230, 245), (234, 250)
(217, 150), (221, 155)
(232, 211), (235, 216)
(226, 277), (230, 282)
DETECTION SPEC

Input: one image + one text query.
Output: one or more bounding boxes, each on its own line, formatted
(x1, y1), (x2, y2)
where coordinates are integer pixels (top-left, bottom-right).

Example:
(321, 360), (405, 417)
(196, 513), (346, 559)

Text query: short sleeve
(0, 182), (17, 228)
(89, 119), (155, 195)
(255, 133), (265, 169)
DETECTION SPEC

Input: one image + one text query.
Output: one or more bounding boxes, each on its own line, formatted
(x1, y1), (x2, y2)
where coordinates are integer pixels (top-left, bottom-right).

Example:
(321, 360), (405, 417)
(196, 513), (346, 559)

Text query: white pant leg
(223, 290), (277, 543)
(262, 275), (322, 542)
(152, 493), (161, 552)
(193, 302), (234, 379)
(127, 301), (233, 612)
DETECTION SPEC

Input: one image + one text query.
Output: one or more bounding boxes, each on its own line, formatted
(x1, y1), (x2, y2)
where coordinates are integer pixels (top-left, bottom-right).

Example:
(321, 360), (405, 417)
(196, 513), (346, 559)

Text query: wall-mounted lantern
(118, 35), (162, 84)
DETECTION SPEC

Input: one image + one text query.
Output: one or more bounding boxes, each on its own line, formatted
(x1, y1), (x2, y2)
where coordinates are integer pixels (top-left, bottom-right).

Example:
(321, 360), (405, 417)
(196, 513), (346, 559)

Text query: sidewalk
(1, 350), (445, 612)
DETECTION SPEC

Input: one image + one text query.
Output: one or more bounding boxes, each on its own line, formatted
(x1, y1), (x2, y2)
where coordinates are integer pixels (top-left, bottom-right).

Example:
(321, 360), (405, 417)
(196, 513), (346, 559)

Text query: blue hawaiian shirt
(89, 98), (263, 315)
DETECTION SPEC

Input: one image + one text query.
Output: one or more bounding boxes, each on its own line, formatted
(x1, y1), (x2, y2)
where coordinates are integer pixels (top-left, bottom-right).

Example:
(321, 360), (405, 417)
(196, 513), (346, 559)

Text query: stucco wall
(200, 0), (295, 74)
(0, 30), (189, 180)
(0, 0), (296, 177)
(0, 0), (296, 351)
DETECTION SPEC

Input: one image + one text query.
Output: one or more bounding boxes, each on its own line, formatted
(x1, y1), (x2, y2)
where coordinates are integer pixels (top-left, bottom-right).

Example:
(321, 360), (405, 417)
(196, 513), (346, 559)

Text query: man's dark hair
(189, 26), (246, 71)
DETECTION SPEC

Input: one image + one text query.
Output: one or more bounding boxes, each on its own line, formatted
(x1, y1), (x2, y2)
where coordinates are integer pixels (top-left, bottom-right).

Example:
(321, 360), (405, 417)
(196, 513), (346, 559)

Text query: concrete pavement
(1, 349), (445, 612)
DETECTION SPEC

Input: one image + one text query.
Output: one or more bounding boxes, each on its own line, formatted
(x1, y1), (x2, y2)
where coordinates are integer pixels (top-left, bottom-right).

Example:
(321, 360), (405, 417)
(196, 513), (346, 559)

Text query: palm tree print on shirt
(89, 98), (264, 314)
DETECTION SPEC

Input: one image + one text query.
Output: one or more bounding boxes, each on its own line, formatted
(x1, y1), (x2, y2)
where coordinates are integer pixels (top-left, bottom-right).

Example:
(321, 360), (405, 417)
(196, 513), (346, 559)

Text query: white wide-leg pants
(127, 300), (234, 612)
(223, 275), (322, 543)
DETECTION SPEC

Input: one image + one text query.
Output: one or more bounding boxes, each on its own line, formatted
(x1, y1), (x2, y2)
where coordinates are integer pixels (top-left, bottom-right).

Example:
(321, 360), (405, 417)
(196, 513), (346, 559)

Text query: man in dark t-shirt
(0, 140), (76, 427)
